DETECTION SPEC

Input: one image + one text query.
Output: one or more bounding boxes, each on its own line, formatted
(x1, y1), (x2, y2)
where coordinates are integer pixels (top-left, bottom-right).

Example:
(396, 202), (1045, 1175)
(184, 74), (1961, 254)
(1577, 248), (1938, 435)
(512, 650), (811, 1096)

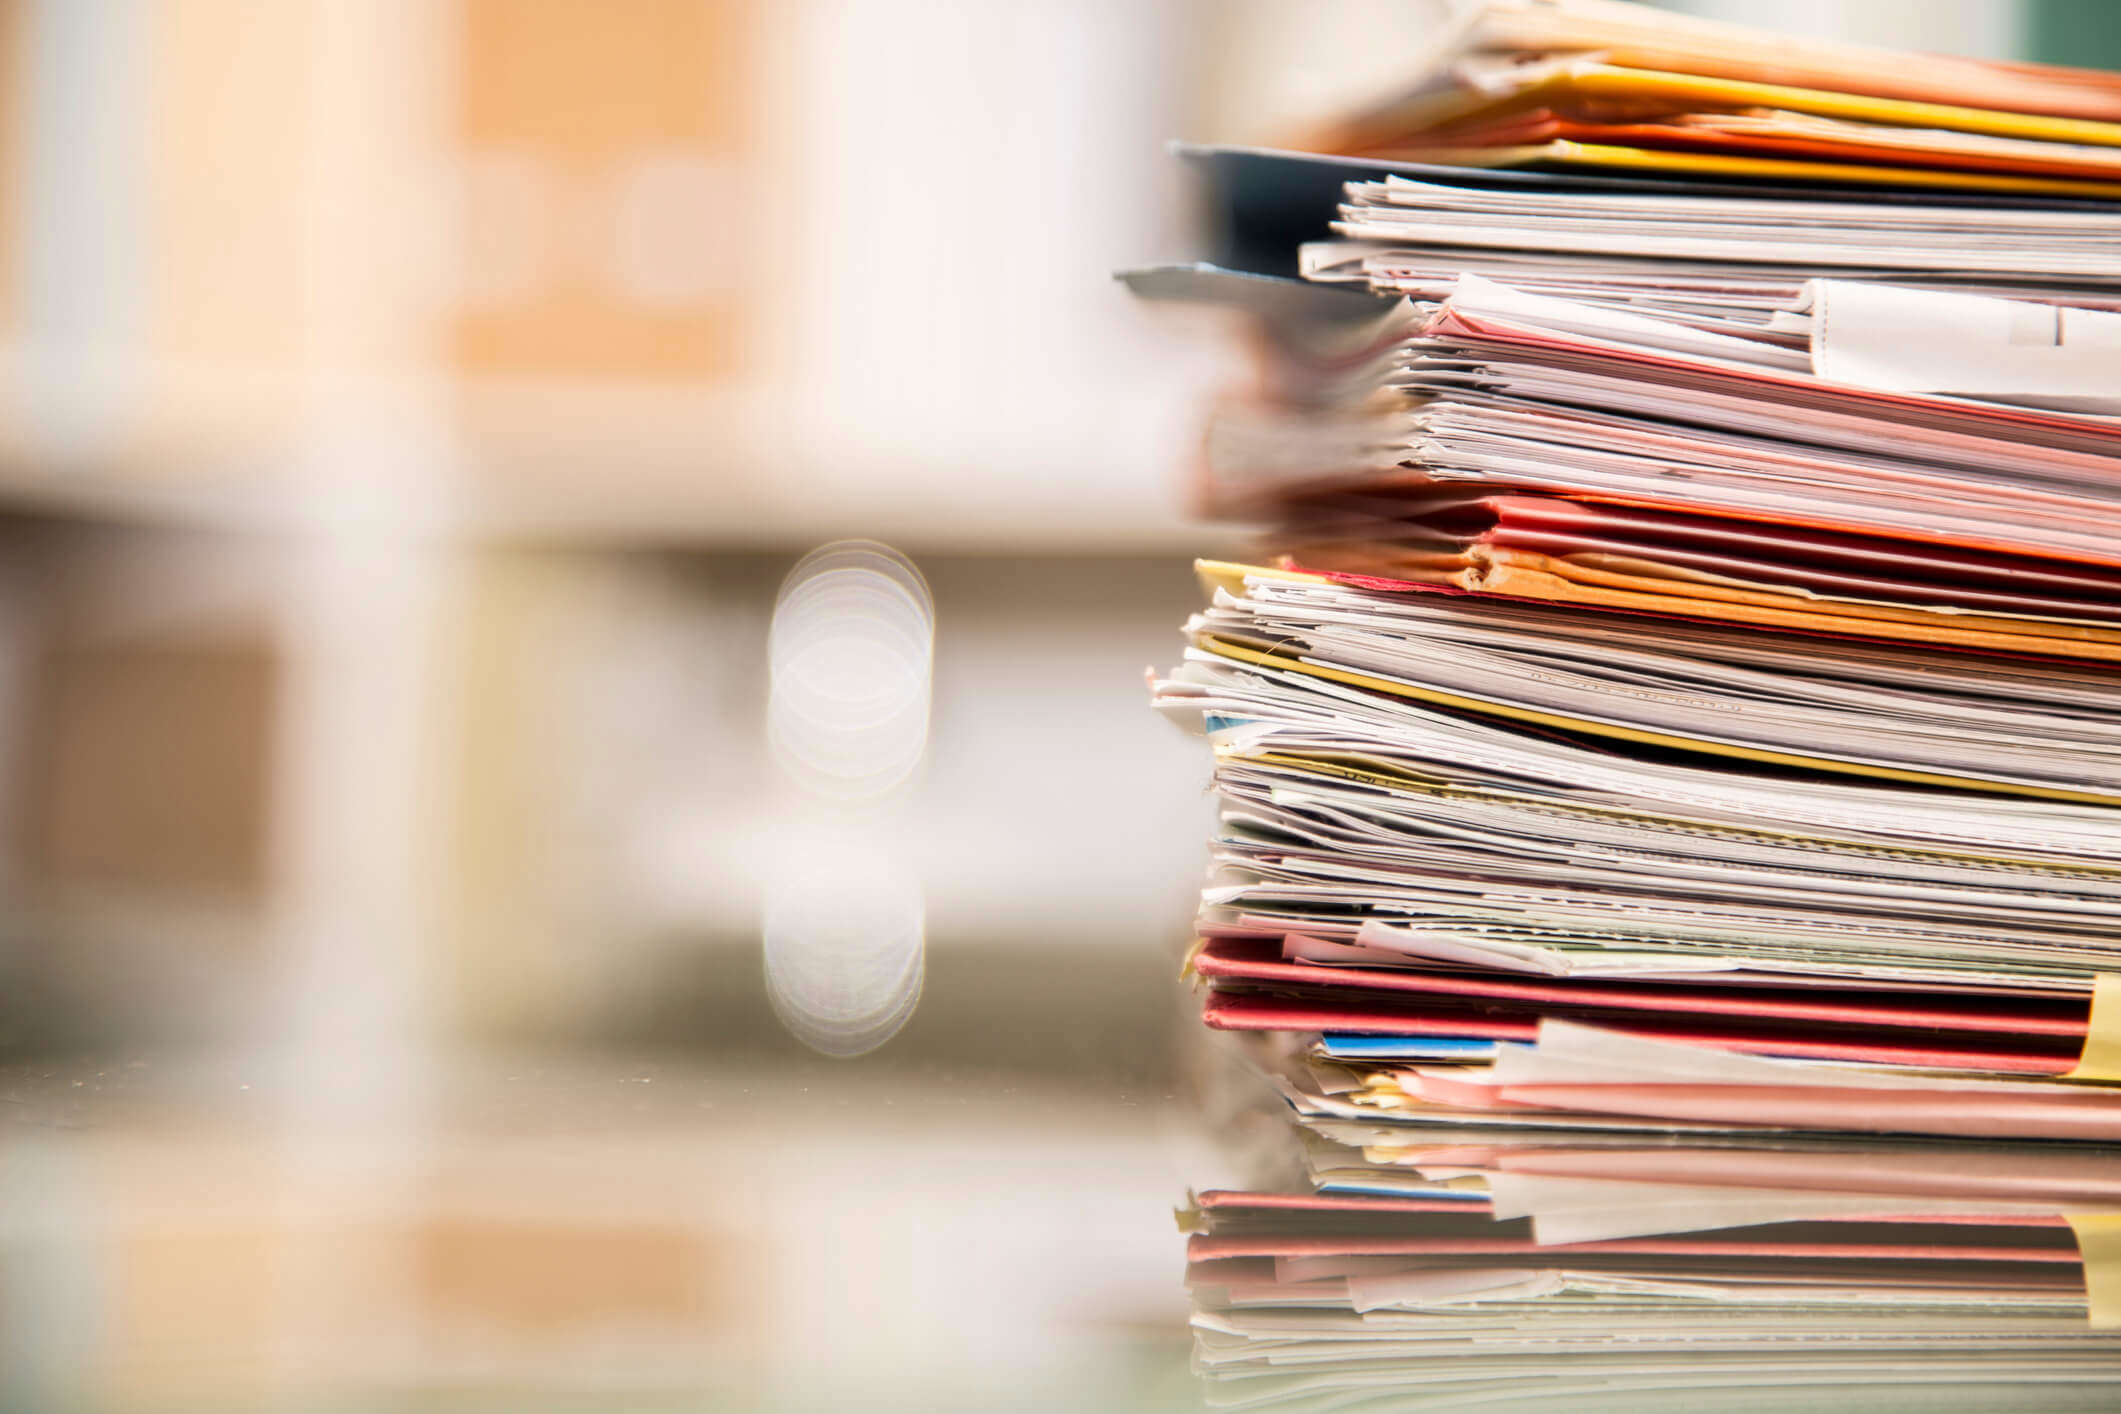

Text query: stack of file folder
(1136, 3), (2121, 1166)
(1307, 0), (2121, 196)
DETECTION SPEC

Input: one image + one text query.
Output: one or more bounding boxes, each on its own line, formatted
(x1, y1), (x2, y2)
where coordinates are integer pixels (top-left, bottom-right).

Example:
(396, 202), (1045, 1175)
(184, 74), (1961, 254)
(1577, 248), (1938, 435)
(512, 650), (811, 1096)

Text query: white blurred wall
(1665, 0), (2018, 57)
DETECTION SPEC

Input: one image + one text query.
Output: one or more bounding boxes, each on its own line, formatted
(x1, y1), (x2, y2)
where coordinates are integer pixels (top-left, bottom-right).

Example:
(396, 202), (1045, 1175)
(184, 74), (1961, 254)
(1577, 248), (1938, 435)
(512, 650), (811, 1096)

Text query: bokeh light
(761, 848), (925, 1059)
(763, 541), (932, 1056)
(766, 541), (934, 802)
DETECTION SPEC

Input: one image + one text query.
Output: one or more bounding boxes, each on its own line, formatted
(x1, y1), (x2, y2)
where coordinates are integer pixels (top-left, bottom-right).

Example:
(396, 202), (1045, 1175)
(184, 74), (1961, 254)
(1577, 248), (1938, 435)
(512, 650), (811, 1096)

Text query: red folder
(1195, 937), (2092, 1038)
(1199, 988), (2083, 1074)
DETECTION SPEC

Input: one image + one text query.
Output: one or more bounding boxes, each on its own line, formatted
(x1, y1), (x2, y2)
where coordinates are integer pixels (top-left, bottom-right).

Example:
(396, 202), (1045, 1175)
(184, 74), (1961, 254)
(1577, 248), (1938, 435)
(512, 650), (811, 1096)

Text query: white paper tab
(1809, 279), (2121, 412)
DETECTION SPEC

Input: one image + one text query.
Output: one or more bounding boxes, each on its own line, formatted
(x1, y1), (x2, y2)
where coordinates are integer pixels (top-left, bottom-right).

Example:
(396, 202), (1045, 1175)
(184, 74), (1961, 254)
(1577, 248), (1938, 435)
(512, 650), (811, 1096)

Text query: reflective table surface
(10, 934), (2121, 1413)
(0, 942), (1226, 1414)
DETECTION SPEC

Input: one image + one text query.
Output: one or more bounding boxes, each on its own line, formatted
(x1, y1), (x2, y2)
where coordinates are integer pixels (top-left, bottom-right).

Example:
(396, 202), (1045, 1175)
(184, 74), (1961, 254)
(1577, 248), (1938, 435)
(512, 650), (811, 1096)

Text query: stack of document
(1179, 275), (2121, 657)
(1310, 0), (2121, 197)
(1136, 0), (2121, 1148)
(1153, 560), (2121, 1138)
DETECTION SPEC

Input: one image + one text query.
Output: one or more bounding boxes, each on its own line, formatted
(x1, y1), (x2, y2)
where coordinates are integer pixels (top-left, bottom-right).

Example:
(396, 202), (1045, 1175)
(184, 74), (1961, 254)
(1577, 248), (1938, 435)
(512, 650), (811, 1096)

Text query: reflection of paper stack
(1185, 1136), (2121, 1411)
(1185, 1052), (2121, 1407)
(1135, 0), (2121, 1150)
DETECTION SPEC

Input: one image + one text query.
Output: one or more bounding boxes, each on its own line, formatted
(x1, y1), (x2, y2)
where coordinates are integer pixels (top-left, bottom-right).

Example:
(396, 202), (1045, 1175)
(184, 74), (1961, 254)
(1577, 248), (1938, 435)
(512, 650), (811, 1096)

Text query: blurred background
(0, 1), (2115, 1410)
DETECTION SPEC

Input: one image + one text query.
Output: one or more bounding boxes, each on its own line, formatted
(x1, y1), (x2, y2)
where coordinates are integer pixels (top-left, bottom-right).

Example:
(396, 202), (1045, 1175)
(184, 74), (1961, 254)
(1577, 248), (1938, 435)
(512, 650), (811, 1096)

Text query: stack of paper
(1310, 0), (2121, 197)
(1152, 555), (2121, 1136)
(1134, 0), (2121, 1150)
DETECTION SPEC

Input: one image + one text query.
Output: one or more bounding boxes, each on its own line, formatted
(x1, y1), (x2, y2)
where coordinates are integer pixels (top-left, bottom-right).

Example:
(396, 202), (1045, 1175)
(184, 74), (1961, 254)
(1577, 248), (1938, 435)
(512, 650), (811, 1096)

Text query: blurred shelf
(0, 361), (1241, 555)
(0, 453), (1246, 557)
